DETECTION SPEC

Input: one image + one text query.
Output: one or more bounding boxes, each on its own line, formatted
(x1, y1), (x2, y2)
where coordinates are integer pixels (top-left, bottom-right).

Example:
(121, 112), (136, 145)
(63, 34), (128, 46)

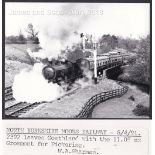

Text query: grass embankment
(117, 63), (150, 117)
(5, 44), (38, 86)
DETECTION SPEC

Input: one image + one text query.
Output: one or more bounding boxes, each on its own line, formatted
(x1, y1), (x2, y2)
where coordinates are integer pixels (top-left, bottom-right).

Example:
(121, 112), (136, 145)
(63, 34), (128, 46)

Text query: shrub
(118, 35), (150, 86)
(132, 104), (150, 117)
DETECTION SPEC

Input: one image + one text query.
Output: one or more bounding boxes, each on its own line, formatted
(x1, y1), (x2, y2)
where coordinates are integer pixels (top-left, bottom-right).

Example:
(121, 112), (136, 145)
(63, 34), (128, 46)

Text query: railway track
(4, 86), (38, 118)
(5, 86), (14, 102)
(5, 101), (44, 118)
(4, 83), (81, 118)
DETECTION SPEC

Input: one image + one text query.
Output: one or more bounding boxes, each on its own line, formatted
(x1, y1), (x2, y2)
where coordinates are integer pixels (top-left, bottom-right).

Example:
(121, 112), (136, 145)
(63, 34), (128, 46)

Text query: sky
(5, 3), (150, 39)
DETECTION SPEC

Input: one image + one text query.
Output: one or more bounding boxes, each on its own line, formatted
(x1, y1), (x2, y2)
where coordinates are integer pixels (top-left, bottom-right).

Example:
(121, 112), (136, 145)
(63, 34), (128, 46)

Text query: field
(5, 44), (150, 118)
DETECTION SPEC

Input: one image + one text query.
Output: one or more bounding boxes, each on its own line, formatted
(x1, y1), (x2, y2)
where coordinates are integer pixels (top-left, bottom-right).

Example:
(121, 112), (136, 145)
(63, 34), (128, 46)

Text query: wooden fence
(76, 83), (128, 118)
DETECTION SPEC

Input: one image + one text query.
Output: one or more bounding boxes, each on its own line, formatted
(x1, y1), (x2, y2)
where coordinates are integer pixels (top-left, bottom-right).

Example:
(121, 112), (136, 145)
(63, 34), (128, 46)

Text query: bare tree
(26, 23), (39, 44)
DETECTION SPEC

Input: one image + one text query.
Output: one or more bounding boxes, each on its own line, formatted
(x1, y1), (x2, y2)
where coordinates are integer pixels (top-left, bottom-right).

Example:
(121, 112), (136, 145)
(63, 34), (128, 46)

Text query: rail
(76, 82), (128, 118)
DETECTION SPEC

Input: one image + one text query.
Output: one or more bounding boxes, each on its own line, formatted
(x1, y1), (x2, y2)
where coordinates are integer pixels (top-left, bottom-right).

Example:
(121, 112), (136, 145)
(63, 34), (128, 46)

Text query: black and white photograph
(3, 2), (151, 119)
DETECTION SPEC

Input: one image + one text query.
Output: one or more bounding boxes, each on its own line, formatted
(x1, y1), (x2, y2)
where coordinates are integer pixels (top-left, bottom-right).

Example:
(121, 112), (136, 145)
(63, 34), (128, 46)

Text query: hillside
(5, 44), (36, 86)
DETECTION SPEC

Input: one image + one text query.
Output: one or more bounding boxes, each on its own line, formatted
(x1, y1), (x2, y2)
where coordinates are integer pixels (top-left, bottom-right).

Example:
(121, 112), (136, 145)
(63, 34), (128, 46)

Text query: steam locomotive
(42, 50), (135, 84)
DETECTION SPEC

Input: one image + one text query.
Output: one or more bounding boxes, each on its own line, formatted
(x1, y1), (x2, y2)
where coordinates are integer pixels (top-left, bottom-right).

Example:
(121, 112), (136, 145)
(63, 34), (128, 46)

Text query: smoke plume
(36, 4), (95, 60)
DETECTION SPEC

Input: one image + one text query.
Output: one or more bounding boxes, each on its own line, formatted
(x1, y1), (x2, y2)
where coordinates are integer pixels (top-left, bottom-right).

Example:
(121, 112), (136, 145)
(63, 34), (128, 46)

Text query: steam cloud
(13, 63), (64, 103)
(76, 69), (94, 88)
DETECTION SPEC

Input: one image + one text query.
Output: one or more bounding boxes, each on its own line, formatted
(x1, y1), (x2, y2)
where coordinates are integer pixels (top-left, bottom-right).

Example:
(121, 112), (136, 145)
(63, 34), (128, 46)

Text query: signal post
(81, 33), (98, 84)
(93, 41), (98, 84)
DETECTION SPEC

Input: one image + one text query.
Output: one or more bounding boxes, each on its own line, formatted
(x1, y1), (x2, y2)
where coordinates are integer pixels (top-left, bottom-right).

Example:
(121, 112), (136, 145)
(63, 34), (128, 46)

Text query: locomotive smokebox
(42, 66), (55, 80)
